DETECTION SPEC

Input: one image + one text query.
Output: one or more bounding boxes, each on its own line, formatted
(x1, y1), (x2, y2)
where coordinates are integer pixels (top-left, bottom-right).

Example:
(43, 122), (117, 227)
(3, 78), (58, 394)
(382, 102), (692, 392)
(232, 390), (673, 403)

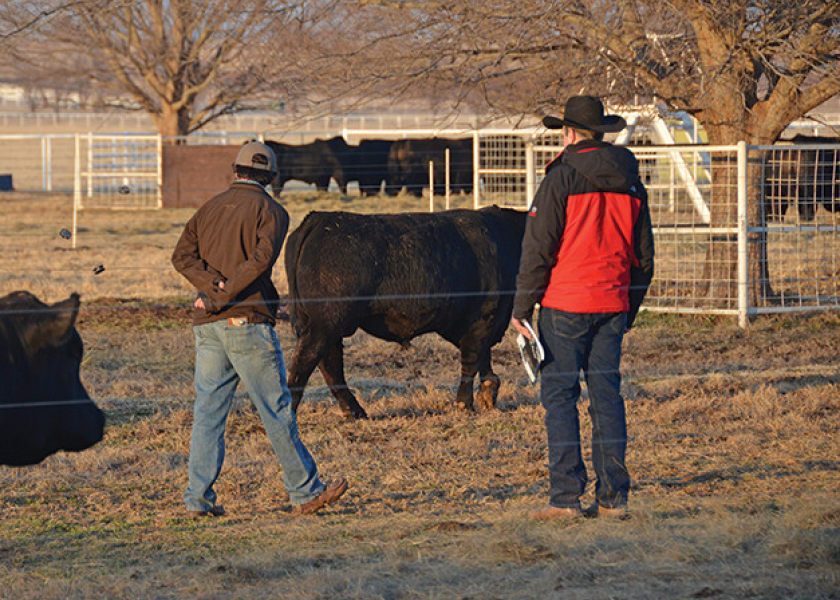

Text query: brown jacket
(172, 181), (289, 326)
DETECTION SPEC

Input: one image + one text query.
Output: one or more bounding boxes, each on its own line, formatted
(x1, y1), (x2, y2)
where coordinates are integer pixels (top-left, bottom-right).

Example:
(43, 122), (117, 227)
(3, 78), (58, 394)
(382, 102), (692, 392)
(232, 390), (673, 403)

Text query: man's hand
(200, 280), (229, 314)
(511, 317), (533, 339)
(194, 280), (225, 312)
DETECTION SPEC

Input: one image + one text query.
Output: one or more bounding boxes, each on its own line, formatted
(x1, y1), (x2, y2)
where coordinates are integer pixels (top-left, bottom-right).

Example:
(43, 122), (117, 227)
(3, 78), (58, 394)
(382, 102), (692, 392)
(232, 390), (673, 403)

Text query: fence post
(429, 160), (434, 212)
(156, 134), (163, 209)
(525, 140), (535, 206)
(41, 136), (47, 191)
(72, 133), (80, 250)
(473, 131), (480, 209)
(445, 148), (450, 210)
(669, 158), (675, 212)
(46, 135), (52, 192)
(86, 132), (93, 198)
(737, 140), (749, 328)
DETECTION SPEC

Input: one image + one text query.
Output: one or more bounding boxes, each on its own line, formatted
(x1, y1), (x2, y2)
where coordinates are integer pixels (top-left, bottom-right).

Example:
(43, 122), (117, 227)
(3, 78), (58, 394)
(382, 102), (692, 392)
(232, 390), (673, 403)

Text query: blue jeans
(538, 309), (629, 510)
(184, 321), (325, 511)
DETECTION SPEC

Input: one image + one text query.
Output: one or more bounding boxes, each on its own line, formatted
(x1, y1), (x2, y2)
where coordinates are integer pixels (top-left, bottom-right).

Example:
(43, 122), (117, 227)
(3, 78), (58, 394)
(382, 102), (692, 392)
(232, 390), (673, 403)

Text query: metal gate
(74, 133), (162, 210)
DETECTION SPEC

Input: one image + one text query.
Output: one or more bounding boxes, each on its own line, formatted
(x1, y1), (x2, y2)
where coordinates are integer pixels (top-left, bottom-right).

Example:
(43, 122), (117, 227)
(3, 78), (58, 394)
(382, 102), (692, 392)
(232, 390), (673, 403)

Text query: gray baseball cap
(234, 141), (277, 173)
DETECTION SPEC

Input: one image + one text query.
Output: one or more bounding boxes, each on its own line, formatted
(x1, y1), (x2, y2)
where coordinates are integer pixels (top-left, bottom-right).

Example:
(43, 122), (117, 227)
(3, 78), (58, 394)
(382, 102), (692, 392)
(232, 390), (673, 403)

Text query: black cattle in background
(284, 206), (527, 420)
(266, 139), (346, 193)
(324, 136), (354, 194)
(0, 291), (105, 466)
(763, 135), (840, 222)
(325, 138), (395, 197)
(388, 138), (474, 197)
(355, 139), (394, 196)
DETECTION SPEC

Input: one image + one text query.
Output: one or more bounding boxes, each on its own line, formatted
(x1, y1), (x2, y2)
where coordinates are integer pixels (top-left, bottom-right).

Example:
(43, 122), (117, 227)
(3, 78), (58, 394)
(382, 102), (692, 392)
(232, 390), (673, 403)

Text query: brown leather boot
(293, 478), (349, 515)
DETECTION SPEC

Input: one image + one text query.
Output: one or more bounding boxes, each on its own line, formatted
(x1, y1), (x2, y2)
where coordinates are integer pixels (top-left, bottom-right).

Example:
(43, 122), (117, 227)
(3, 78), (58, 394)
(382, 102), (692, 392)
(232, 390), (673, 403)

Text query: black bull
(266, 139), (346, 193)
(763, 135), (840, 222)
(264, 137), (473, 197)
(387, 137), (474, 197)
(0, 291), (104, 466)
(284, 207), (527, 419)
(266, 137), (394, 196)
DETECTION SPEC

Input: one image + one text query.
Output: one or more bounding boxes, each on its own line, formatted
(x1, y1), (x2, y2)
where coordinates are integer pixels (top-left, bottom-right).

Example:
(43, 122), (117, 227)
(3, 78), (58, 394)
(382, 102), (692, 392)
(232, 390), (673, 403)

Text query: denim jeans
(538, 308), (629, 509)
(184, 321), (325, 511)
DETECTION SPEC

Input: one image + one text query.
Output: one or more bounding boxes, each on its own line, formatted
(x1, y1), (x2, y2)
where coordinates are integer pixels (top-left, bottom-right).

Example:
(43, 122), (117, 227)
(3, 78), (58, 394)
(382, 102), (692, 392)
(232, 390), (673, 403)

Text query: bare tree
(3, 0), (339, 138)
(0, 1), (81, 41)
(348, 1), (840, 142)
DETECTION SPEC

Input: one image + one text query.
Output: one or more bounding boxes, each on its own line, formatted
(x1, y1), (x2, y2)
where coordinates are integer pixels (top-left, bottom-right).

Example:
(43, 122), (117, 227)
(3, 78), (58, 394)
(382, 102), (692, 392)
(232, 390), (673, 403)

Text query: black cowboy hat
(542, 95), (626, 133)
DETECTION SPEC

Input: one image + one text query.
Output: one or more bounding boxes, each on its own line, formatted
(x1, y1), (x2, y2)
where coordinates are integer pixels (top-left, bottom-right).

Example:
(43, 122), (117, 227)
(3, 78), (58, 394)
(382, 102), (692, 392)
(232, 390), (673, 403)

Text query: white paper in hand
(516, 321), (545, 384)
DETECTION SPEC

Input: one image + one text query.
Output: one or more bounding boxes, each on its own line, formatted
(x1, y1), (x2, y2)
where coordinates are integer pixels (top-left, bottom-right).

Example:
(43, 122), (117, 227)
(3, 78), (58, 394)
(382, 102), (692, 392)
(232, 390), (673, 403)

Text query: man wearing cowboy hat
(511, 95), (655, 521)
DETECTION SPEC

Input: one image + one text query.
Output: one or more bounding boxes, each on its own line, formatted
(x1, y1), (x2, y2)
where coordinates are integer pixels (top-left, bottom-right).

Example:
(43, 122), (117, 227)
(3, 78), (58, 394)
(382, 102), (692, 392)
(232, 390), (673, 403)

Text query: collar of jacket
(544, 139), (610, 175)
(232, 179), (268, 192)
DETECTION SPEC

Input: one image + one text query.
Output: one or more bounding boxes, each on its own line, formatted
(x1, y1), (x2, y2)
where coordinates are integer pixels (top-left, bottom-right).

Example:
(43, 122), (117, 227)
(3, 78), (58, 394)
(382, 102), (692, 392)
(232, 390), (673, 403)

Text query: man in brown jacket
(172, 141), (347, 517)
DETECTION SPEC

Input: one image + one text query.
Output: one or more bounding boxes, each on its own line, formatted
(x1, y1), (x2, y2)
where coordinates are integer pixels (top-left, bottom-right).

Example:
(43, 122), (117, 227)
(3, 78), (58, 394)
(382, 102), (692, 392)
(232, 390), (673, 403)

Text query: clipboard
(516, 320), (545, 384)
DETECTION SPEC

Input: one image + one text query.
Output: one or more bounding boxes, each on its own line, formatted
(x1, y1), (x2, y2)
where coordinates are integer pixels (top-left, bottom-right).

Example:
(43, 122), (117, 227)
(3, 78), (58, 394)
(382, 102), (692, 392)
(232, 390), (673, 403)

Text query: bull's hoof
(476, 379), (500, 411)
(455, 400), (475, 412)
(340, 406), (368, 420)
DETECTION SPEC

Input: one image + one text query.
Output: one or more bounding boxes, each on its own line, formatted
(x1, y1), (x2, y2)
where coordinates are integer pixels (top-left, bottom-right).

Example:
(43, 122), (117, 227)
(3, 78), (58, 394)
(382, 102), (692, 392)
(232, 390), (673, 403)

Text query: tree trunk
(747, 159), (775, 305)
(151, 104), (192, 144)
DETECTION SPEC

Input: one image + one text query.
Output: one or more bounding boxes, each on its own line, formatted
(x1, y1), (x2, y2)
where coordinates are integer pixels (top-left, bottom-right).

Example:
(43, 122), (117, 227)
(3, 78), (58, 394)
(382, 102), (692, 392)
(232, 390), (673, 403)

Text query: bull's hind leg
(287, 337), (323, 414)
(455, 339), (482, 411)
(318, 340), (368, 420)
(456, 334), (500, 412)
(475, 346), (500, 411)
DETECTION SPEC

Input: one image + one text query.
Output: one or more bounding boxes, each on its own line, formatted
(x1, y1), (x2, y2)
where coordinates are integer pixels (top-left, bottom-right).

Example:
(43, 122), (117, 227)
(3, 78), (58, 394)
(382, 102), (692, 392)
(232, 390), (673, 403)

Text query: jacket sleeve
(513, 171), (567, 321)
(171, 215), (226, 296)
(204, 204), (289, 309)
(627, 185), (655, 329)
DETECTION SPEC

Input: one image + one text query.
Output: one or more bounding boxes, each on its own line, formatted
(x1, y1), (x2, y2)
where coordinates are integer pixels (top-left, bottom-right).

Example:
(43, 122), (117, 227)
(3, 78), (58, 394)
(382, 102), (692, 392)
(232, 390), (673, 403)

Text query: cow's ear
(26, 293), (81, 354)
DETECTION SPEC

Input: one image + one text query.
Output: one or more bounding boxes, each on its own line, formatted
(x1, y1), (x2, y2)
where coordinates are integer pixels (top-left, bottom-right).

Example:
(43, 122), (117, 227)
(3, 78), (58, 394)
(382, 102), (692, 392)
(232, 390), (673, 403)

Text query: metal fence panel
(752, 144), (840, 313)
(476, 133), (530, 208)
(0, 134), (77, 192)
(77, 134), (162, 210)
(520, 139), (840, 321)
(525, 139), (744, 316)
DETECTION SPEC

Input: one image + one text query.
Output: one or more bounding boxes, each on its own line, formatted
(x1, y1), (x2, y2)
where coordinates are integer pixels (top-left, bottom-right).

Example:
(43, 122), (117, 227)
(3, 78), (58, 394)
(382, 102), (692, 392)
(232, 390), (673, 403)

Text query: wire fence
(1, 290), (837, 416)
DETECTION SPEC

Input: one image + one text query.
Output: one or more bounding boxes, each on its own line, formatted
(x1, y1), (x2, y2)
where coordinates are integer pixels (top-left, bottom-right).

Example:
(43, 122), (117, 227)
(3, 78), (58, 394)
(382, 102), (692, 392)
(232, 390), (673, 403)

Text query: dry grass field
(0, 191), (839, 600)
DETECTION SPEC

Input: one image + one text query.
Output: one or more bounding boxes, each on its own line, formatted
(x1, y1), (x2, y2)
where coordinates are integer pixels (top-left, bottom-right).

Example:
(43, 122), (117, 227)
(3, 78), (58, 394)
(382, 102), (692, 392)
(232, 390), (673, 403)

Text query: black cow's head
(0, 291), (105, 466)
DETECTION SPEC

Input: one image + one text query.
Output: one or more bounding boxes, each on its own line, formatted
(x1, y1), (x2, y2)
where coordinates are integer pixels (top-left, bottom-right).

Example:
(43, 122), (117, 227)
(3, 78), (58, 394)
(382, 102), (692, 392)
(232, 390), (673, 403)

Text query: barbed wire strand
(1, 356), (835, 413)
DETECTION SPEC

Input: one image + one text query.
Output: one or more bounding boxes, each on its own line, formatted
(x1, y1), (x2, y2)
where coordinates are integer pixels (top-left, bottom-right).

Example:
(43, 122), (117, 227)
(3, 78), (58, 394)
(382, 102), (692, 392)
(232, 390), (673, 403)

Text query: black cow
(284, 206), (527, 419)
(763, 135), (840, 222)
(388, 138), (474, 197)
(0, 291), (105, 466)
(266, 138), (346, 193)
(324, 136), (354, 194)
(351, 139), (394, 196)
(323, 138), (394, 196)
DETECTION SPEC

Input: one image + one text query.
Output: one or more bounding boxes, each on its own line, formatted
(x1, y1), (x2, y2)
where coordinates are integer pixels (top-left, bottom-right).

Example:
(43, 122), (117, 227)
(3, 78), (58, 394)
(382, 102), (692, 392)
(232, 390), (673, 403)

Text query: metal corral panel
(77, 134), (162, 210)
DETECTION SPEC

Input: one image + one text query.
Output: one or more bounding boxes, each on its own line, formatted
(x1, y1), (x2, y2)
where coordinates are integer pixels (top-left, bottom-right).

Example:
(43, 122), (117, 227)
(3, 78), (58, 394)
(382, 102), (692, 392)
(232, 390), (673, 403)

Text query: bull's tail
(284, 212), (323, 333)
